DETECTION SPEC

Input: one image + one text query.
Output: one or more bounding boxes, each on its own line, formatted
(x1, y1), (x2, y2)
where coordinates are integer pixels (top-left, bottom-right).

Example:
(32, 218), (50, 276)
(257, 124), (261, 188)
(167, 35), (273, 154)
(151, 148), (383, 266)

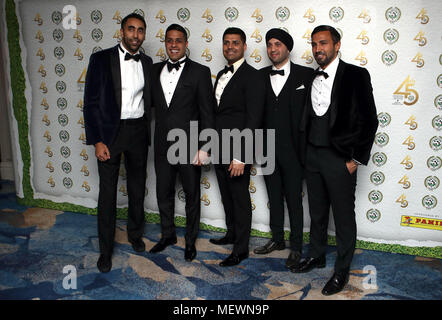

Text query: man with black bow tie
(149, 24), (215, 261)
(209, 27), (265, 267)
(292, 25), (378, 296)
(253, 29), (313, 270)
(84, 13), (152, 273)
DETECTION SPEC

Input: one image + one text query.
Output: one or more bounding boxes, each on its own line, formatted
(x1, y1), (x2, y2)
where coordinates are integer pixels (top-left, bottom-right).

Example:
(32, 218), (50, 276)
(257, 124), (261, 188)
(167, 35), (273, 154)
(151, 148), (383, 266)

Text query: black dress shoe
(322, 272), (349, 296)
(129, 238), (146, 253)
(219, 252), (248, 267)
(149, 236), (177, 253)
(97, 254), (112, 273)
(253, 240), (285, 254)
(184, 245), (197, 262)
(285, 250), (302, 269)
(209, 236), (235, 245)
(290, 255), (326, 273)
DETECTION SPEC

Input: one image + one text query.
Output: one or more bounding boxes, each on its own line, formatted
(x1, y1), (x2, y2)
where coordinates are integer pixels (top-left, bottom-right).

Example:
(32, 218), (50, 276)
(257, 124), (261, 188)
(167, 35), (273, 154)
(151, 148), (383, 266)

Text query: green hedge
(15, 197), (442, 259)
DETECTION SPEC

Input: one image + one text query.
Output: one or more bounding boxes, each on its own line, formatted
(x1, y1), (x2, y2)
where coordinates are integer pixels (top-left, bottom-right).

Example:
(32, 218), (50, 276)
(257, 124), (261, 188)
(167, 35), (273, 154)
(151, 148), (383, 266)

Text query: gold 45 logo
(396, 194), (408, 208)
(416, 8), (429, 24)
(394, 75), (418, 105)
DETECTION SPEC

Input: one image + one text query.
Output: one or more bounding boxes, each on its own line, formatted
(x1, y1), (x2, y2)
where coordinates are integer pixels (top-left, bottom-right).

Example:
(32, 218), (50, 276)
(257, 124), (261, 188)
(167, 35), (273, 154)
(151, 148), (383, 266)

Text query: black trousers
(97, 120), (149, 256)
(305, 144), (357, 273)
(264, 145), (304, 252)
(214, 163), (252, 255)
(154, 155), (201, 246)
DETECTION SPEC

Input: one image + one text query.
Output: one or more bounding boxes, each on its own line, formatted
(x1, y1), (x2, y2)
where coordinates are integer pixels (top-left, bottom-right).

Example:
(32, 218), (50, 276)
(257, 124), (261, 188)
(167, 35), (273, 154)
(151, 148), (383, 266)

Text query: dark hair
(166, 23), (188, 41)
(223, 27), (246, 43)
(311, 25), (341, 44)
(121, 13), (146, 30)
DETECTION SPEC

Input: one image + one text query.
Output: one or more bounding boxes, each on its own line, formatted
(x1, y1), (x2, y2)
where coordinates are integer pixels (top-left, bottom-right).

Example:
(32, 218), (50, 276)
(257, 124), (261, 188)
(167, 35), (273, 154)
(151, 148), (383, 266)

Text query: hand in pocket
(345, 160), (358, 175)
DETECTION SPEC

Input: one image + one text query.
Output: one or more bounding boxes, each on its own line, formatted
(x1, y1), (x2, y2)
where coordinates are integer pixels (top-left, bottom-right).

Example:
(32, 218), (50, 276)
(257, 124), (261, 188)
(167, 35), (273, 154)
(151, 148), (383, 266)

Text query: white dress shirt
(160, 56), (187, 107)
(215, 58), (246, 164)
(215, 57), (245, 106)
(311, 57), (340, 116)
(311, 57), (361, 165)
(118, 44), (145, 119)
(270, 60), (291, 97)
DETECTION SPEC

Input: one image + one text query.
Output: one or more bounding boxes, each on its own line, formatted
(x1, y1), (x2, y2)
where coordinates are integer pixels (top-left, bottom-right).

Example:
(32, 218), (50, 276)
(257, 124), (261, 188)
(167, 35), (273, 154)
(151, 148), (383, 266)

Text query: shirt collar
(319, 56), (339, 79)
(119, 43), (140, 56)
(168, 56), (187, 64)
(229, 57), (245, 73)
(272, 59), (291, 73)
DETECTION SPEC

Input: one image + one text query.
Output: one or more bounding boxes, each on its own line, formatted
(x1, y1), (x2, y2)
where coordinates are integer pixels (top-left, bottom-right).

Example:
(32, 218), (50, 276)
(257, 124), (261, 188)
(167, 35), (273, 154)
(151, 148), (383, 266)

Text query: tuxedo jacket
(261, 62), (314, 161)
(299, 59), (378, 165)
(150, 58), (215, 157)
(213, 61), (265, 163)
(83, 45), (153, 147)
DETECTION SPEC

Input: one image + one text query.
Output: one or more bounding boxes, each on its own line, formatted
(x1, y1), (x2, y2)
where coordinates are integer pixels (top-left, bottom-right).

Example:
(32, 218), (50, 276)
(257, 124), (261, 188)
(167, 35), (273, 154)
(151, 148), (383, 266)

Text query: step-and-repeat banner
(3, 0), (442, 250)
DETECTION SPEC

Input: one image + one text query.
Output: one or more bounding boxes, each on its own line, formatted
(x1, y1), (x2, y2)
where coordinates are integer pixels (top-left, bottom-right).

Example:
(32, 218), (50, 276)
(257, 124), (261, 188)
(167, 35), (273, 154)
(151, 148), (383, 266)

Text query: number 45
(394, 75), (419, 106)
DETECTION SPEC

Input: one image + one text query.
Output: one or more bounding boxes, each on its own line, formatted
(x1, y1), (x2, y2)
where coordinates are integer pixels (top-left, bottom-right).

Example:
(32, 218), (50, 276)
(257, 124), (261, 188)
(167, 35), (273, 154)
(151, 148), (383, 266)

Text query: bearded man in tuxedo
(292, 25), (378, 296)
(84, 13), (153, 273)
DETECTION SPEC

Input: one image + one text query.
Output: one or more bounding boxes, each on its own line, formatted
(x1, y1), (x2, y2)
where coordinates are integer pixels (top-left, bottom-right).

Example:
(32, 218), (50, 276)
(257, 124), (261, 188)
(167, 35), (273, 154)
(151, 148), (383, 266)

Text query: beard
(314, 51), (336, 68)
(270, 54), (289, 66)
(224, 52), (242, 64)
(122, 36), (141, 54)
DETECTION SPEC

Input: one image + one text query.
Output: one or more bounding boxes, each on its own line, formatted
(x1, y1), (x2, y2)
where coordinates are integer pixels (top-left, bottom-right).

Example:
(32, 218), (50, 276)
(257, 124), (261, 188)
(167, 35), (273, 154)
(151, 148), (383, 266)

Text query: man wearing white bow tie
(253, 28), (313, 271)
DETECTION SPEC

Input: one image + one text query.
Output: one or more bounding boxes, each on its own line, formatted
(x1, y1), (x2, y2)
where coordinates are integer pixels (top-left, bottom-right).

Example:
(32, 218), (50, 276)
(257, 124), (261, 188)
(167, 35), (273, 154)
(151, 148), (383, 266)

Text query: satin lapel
(274, 63), (298, 100)
(168, 60), (191, 110)
(213, 70), (223, 111)
(140, 56), (148, 84)
(270, 65), (295, 98)
(300, 70), (314, 132)
(110, 45), (122, 112)
(140, 55), (149, 103)
(213, 71), (222, 95)
(264, 67), (275, 98)
(218, 62), (246, 108)
(156, 61), (168, 109)
(289, 63), (304, 92)
(329, 60), (345, 128)
(287, 63), (298, 101)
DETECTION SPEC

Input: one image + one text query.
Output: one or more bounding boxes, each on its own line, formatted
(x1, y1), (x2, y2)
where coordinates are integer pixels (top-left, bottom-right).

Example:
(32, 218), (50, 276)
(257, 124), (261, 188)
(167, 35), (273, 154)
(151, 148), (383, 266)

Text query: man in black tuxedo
(149, 24), (215, 261)
(209, 27), (265, 267)
(253, 29), (313, 270)
(292, 25), (378, 295)
(84, 13), (152, 273)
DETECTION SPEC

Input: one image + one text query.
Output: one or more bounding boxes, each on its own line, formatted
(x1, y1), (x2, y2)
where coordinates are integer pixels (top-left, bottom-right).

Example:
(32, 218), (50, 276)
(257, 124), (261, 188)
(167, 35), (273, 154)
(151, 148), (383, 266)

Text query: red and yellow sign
(401, 216), (442, 231)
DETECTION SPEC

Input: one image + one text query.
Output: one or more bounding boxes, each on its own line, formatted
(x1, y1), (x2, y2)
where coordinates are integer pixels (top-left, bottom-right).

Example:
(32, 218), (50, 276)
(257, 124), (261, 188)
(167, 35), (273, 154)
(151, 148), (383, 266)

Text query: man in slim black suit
(84, 13), (152, 273)
(149, 24), (215, 261)
(292, 25), (378, 295)
(209, 27), (265, 267)
(253, 29), (313, 270)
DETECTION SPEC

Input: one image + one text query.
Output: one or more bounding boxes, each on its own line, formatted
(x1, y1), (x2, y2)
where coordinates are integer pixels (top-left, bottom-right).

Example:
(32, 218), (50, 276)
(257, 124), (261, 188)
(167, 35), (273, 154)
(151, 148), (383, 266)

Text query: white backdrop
(5, 0), (442, 248)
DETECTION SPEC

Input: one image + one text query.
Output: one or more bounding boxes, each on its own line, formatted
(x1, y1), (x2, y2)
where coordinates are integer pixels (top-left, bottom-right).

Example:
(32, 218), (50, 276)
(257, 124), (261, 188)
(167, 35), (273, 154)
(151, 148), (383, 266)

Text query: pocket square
(296, 85), (305, 90)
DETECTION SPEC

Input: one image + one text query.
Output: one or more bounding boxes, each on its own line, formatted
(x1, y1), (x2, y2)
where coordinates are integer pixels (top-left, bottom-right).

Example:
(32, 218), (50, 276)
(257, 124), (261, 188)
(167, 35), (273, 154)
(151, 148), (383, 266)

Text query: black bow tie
(222, 65), (234, 74)
(167, 59), (186, 72)
(314, 70), (329, 79)
(124, 52), (140, 62)
(270, 69), (284, 76)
